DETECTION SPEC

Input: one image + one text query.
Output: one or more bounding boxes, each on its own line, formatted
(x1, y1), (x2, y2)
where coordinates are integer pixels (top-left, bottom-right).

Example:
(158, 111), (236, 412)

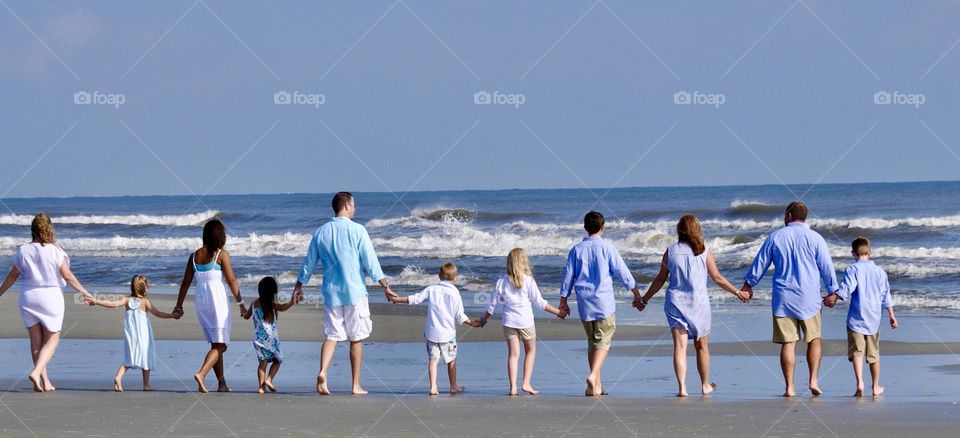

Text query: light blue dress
(664, 243), (711, 340)
(252, 307), (283, 362)
(123, 297), (155, 370)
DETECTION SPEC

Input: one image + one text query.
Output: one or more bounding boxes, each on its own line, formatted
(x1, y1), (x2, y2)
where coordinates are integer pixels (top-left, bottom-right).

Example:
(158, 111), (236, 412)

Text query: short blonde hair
(506, 248), (532, 289)
(439, 262), (458, 281)
(130, 275), (149, 298)
(31, 213), (55, 245)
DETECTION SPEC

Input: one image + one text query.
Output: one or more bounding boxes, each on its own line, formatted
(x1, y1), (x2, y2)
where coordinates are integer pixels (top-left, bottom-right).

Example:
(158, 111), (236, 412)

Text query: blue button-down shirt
(834, 259), (892, 335)
(298, 217), (385, 307)
(559, 236), (636, 322)
(744, 222), (839, 320)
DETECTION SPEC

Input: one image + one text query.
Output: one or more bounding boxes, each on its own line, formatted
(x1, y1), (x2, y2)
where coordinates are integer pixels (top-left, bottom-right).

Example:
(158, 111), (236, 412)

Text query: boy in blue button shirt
(823, 237), (898, 397)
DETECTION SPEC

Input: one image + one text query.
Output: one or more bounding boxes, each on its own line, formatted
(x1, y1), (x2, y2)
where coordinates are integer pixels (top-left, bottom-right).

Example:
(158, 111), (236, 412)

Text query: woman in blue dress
(637, 214), (748, 396)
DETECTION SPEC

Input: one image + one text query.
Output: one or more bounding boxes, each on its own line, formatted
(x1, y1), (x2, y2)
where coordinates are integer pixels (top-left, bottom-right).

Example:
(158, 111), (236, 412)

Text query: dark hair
(677, 214), (706, 256)
(202, 219), (227, 256)
(258, 276), (279, 323)
(332, 192), (353, 214)
(584, 211), (605, 235)
(785, 201), (808, 222)
(852, 236), (871, 256)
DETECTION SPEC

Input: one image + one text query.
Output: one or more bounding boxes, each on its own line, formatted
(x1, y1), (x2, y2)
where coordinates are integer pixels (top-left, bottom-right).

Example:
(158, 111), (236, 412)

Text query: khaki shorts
(503, 326), (537, 341)
(582, 313), (616, 351)
(426, 340), (458, 364)
(772, 312), (821, 344)
(847, 329), (880, 364)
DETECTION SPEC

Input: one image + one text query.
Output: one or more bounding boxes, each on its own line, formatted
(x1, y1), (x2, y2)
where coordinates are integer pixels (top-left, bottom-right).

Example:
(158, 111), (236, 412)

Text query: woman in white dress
(173, 219), (245, 393)
(0, 213), (95, 392)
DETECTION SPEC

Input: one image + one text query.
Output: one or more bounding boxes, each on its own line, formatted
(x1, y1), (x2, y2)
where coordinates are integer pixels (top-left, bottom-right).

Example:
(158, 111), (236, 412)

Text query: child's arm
(275, 295), (295, 312)
(89, 295), (129, 309)
(389, 288), (426, 305)
(528, 277), (563, 319)
(638, 252), (669, 310)
(388, 294), (409, 304)
(143, 298), (178, 319)
(241, 299), (258, 320)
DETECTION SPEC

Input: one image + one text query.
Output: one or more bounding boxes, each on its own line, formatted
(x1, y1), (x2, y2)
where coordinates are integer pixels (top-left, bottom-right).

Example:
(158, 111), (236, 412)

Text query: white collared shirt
(408, 281), (469, 343)
(485, 274), (549, 329)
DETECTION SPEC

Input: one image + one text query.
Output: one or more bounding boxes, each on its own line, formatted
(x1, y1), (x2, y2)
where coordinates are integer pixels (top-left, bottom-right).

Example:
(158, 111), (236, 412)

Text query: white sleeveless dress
(123, 297), (155, 370)
(193, 250), (231, 344)
(15, 243), (68, 332)
(664, 243), (712, 340)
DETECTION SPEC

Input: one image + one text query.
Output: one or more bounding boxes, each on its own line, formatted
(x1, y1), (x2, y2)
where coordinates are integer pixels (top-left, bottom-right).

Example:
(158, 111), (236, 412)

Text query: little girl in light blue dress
(241, 276), (297, 393)
(88, 275), (179, 392)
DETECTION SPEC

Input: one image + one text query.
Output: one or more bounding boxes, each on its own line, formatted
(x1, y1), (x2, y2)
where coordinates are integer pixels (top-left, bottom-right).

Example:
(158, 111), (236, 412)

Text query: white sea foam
(0, 210), (219, 227)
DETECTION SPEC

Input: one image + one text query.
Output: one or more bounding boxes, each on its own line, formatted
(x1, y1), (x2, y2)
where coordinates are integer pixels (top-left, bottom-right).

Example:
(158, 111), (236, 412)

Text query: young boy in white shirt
(823, 237), (898, 397)
(389, 262), (482, 395)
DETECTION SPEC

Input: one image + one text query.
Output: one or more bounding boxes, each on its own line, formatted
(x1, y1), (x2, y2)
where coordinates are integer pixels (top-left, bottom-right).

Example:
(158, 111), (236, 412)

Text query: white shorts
(323, 294), (372, 342)
(426, 340), (458, 364)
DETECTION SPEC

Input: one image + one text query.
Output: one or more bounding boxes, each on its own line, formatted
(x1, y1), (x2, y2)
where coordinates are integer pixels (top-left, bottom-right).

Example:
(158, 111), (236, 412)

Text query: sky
(1, 0), (959, 198)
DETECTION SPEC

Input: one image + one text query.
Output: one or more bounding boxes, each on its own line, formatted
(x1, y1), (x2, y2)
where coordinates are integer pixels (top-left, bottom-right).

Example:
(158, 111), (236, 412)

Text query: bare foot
(702, 383), (717, 396)
(142, 386), (153, 392)
(521, 385), (539, 395)
(264, 379), (277, 392)
(352, 386), (369, 395)
(809, 385), (822, 397)
(585, 376), (597, 396)
(42, 379), (55, 392)
(450, 385), (465, 395)
(316, 375), (330, 396)
(258, 385), (266, 394)
(782, 388), (796, 397)
(872, 385), (885, 396)
(429, 387), (439, 396)
(853, 388), (863, 397)
(113, 378), (123, 392)
(677, 389), (689, 397)
(27, 373), (43, 393)
(217, 380), (231, 393)
(194, 374), (208, 394)
(507, 387), (517, 396)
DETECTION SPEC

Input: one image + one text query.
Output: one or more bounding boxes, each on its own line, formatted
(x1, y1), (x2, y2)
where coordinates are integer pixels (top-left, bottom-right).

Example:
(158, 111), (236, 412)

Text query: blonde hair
(439, 262), (458, 281)
(506, 248), (532, 289)
(130, 275), (149, 298)
(31, 213), (55, 245)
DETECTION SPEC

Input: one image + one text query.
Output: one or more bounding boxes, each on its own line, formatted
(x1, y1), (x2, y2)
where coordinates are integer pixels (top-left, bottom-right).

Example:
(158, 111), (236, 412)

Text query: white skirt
(19, 286), (65, 332)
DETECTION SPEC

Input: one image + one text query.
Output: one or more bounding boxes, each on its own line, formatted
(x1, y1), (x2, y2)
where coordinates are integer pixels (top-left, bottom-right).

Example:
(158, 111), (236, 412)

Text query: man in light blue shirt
(741, 201), (838, 397)
(822, 237), (898, 397)
(294, 192), (396, 395)
(558, 211), (640, 396)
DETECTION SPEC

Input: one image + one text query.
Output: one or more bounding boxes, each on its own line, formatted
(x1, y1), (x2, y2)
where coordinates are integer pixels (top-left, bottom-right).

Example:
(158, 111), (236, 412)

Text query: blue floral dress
(252, 306), (283, 362)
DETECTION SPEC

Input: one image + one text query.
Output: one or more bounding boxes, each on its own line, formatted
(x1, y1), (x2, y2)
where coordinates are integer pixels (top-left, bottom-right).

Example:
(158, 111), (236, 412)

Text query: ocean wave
(0, 210), (219, 227)
(0, 232), (312, 258)
(728, 199), (784, 215)
(236, 265), (485, 289)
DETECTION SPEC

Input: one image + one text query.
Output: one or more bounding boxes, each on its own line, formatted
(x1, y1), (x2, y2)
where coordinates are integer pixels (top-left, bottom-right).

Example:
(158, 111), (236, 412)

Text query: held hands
(738, 283), (753, 303)
(384, 285), (399, 302)
(822, 293), (839, 308)
(557, 300), (570, 320)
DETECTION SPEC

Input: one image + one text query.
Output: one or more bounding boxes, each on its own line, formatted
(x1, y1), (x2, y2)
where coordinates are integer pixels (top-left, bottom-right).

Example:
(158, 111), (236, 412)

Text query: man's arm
(609, 246), (641, 299)
(557, 249), (577, 317)
(816, 237), (839, 293)
(359, 229), (394, 298)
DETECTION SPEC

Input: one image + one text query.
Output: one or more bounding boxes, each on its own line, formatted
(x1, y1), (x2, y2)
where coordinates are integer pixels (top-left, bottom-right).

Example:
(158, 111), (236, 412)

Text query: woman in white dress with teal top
(173, 219), (245, 393)
(0, 213), (95, 392)
(637, 214), (747, 396)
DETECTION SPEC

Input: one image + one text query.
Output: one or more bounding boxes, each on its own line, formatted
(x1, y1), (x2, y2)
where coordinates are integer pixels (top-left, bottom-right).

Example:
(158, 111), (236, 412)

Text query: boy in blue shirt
(823, 237), (898, 397)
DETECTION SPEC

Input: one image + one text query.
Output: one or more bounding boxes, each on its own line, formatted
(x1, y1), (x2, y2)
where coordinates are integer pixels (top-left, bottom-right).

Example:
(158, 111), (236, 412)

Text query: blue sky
(1, 1), (959, 198)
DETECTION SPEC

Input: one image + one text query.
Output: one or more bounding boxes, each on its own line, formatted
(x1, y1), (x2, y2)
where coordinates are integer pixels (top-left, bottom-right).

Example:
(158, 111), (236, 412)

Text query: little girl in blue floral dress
(241, 276), (297, 393)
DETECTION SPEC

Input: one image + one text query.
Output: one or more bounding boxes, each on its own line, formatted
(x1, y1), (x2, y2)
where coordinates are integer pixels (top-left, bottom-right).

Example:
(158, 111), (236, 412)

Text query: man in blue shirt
(558, 211), (640, 396)
(822, 237), (898, 397)
(742, 201), (838, 397)
(294, 192), (396, 395)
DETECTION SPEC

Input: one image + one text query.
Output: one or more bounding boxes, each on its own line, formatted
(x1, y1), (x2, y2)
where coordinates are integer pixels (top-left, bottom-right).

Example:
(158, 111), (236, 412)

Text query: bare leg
(807, 338), (822, 396)
(506, 337), (520, 395)
(448, 360), (464, 394)
(142, 370), (152, 391)
(694, 335), (716, 395)
(114, 365), (127, 392)
(316, 339), (337, 395)
(265, 361), (280, 392)
(427, 357), (439, 395)
(851, 354), (864, 397)
(585, 348), (609, 396)
(26, 325), (44, 392)
(672, 328), (689, 397)
(780, 342), (797, 397)
(213, 344), (230, 392)
(870, 361), (883, 395)
(521, 339), (539, 395)
(257, 360), (268, 394)
(349, 341), (367, 395)
(194, 344), (223, 393)
(28, 329), (60, 393)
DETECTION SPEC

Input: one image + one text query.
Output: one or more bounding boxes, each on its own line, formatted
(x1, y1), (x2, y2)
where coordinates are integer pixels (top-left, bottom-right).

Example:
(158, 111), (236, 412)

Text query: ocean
(1, 181), (958, 316)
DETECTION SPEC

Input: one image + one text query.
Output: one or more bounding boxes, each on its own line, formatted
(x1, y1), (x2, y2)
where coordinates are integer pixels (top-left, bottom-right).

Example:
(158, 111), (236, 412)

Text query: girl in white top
(87, 275), (179, 392)
(0, 213), (95, 392)
(480, 248), (564, 396)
